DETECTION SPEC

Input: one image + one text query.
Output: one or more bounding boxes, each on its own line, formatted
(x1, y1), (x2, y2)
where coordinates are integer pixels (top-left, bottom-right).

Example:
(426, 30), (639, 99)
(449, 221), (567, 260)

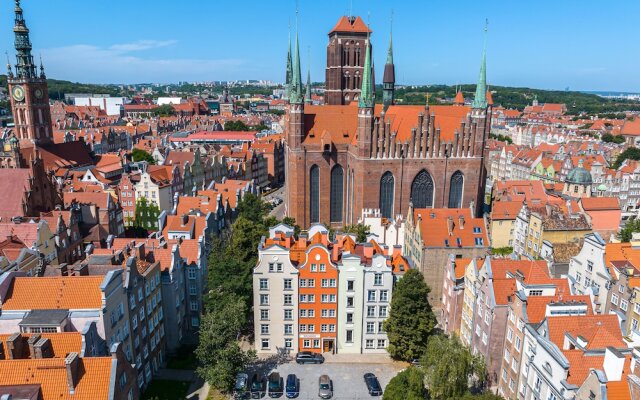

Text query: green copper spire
(305, 65), (312, 104)
(13, 0), (37, 79)
(359, 32), (374, 108)
(472, 21), (488, 109)
(289, 24), (303, 104)
(285, 25), (292, 99)
(386, 30), (393, 65)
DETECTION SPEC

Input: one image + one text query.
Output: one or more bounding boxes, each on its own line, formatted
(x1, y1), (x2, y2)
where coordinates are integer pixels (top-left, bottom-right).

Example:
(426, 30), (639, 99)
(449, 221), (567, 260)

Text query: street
(244, 355), (404, 400)
(265, 186), (286, 220)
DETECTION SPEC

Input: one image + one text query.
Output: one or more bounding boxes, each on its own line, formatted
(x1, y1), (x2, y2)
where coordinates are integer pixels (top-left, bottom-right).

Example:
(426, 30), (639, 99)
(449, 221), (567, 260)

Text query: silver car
(318, 375), (332, 399)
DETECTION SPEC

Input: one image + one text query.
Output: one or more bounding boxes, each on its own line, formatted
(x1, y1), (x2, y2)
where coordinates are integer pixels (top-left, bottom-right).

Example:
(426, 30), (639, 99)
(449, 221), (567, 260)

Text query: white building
(74, 96), (127, 116)
(336, 254), (364, 354)
(567, 233), (611, 313)
(157, 97), (182, 106)
(361, 253), (393, 353)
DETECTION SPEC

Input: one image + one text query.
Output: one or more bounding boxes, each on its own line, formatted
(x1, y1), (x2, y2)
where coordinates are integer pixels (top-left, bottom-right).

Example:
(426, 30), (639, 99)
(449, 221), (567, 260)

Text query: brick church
(285, 16), (493, 228)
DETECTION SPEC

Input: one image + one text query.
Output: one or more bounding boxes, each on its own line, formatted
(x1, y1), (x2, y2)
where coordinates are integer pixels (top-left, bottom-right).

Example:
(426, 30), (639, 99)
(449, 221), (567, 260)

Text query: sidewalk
(323, 352), (404, 365)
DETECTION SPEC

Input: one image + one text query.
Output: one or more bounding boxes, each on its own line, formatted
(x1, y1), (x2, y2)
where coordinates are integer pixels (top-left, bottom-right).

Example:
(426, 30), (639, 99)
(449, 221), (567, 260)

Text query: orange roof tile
(491, 201), (522, 220)
(414, 208), (488, 248)
(329, 16), (371, 34)
(525, 295), (593, 323)
(0, 357), (113, 399)
(0, 332), (82, 358)
(546, 314), (624, 350)
(2, 276), (104, 310)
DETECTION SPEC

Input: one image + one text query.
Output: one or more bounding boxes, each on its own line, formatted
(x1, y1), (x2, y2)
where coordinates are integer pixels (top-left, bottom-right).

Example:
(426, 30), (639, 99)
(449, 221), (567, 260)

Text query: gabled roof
(329, 16), (371, 34)
(2, 276), (104, 310)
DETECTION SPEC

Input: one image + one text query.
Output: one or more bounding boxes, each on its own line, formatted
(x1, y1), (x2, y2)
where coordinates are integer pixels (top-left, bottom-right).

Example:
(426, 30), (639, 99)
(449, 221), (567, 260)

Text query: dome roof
(567, 160), (593, 185)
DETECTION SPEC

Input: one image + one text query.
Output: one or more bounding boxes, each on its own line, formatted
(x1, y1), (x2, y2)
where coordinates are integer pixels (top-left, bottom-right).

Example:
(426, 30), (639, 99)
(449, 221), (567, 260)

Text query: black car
(364, 373), (383, 396)
(268, 372), (283, 398)
(285, 374), (299, 398)
(250, 373), (266, 399)
(295, 351), (325, 364)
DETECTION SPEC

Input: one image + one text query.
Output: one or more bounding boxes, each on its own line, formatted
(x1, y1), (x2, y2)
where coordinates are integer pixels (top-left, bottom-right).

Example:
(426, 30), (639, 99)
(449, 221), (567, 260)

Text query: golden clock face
(34, 88), (43, 99)
(12, 85), (25, 102)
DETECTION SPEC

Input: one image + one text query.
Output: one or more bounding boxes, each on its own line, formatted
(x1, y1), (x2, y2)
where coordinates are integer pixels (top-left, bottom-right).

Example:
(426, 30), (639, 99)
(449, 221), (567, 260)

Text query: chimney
(27, 333), (41, 358)
(447, 216), (455, 236)
(33, 337), (53, 359)
(458, 214), (465, 229)
(6, 333), (25, 359)
(603, 347), (625, 381)
(135, 242), (145, 261)
(363, 244), (374, 259)
(392, 245), (402, 258)
(182, 214), (189, 226)
(65, 352), (81, 394)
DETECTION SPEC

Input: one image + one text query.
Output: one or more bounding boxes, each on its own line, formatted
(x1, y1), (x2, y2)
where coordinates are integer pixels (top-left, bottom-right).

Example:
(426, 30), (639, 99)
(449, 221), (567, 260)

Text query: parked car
(295, 351), (324, 364)
(251, 373), (266, 399)
(268, 372), (283, 398)
(234, 373), (249, 399)
(363, 373), (383, 396)
(318, 375), (333, 399)
(285, 374), (299, 398)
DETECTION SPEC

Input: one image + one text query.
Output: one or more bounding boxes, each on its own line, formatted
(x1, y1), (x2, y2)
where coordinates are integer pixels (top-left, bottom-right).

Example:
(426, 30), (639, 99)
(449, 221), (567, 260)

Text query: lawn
(142, 380), (190, 400)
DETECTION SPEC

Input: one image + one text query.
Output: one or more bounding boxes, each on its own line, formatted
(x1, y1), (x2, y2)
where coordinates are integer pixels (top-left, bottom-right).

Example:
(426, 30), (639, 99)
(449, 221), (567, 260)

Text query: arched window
(330, 165), (344, 222)
(310, 165), (320, 223)
(448, 171), (464, 208)
(379, 172), (395, 219)
(410, 170), (434, 208)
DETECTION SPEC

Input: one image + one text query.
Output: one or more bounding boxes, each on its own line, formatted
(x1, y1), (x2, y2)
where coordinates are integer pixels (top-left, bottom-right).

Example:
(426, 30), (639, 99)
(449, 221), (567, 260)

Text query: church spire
(382, 15), (395, 111)
(289, 14), (304, 104)
(6, 52), (14, 79)
(305, 63), (312, 104)
(39, 54), (45, 79)
(359, 29), (374, 108)
(472, 20), (488, 109)
(13, 0), (37, 79)
(285, 23), (292, 100)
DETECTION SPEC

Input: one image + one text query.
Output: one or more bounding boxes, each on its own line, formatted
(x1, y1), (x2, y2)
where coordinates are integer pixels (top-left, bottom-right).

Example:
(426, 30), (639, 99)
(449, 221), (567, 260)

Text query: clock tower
(7, 0), (53, 146)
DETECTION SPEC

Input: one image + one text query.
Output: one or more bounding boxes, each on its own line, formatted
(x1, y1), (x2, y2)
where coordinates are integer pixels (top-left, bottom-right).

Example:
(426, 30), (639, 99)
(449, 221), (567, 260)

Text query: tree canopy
(382, 367), (426, 400)
(384, 269), (437, 361)
(618, 218), (640, 242)
(342, 223), (371, 242)
(131, 148), (155, 164)
(613, 146), (640, 169)
(133, 197), (160, 230)
(224, 120), (250, 131)
(152, 104), (176, 117)
(601, 133), (625, 144)
(421, 335), (487, 400)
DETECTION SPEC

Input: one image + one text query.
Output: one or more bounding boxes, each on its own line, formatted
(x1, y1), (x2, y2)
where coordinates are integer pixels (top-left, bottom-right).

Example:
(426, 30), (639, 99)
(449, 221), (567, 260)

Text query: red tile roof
(329, 16), (371, 34)
(2, 276), (104, 310)
(413, 208), (488, 248)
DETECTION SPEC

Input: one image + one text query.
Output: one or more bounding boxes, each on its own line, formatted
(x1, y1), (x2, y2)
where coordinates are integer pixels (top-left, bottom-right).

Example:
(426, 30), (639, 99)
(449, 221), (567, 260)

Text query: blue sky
(1, 0), (638, 91)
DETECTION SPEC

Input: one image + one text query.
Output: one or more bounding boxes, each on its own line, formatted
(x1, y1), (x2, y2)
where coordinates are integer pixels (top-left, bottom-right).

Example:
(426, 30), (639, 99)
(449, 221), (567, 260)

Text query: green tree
(382, 367), (426, 400)
(613, 147), (640, 169)
(492, 246), (513, 256)
(618, 218), (640, 242)
(196, 295), (256, 392)
(384, 269), (436, 361)
(131, 148), (155, 164)
(601, 133), (625, 144)
(342, 224), (371, 242)
(152, 104), (176, 117)
(460, 393), (505, 400)
(421, 335), (487, 400)
(282, 216), (301, 237)
(236, 193), (271, 223)
(134, 197), (160, 230)
(224, 120), (250, 131)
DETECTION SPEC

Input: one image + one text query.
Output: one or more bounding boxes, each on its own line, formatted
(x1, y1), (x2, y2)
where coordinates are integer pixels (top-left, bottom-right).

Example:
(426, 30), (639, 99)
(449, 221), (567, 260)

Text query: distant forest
(1, 74), (639, 116)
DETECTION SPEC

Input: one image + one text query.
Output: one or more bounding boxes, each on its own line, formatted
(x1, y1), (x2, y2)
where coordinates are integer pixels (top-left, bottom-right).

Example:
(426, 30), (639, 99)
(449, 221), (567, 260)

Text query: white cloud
(108, 39), (178, 53)
(38, 40), (247, 83)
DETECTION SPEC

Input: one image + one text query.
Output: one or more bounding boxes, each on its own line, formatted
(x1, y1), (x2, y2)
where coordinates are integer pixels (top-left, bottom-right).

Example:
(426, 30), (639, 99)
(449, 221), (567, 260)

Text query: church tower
(325, 16), (373, 105)
(8, 0), (53, 146)
(382, 28), (395, 111)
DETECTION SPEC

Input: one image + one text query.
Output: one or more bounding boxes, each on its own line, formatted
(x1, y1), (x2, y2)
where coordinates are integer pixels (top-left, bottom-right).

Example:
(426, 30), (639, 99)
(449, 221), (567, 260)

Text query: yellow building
(459, 258), (484, 347)
(490, 201), (521, 249)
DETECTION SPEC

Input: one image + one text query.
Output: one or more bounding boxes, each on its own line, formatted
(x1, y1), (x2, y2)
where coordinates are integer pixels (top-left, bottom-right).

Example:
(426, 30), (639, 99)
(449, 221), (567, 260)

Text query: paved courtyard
(246, 355), (404, 399)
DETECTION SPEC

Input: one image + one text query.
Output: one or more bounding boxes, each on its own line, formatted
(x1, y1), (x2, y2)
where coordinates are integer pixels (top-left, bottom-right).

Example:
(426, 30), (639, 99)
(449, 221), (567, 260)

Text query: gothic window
(310, 165), (320, 223)
(448, 171), (464, 208)
(379, 172), (395, 219)
(355, 47), (361, 66)
(410, 170), (434, 208)
(330, 165), (344, 222)
(342, 47), (348, 66)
